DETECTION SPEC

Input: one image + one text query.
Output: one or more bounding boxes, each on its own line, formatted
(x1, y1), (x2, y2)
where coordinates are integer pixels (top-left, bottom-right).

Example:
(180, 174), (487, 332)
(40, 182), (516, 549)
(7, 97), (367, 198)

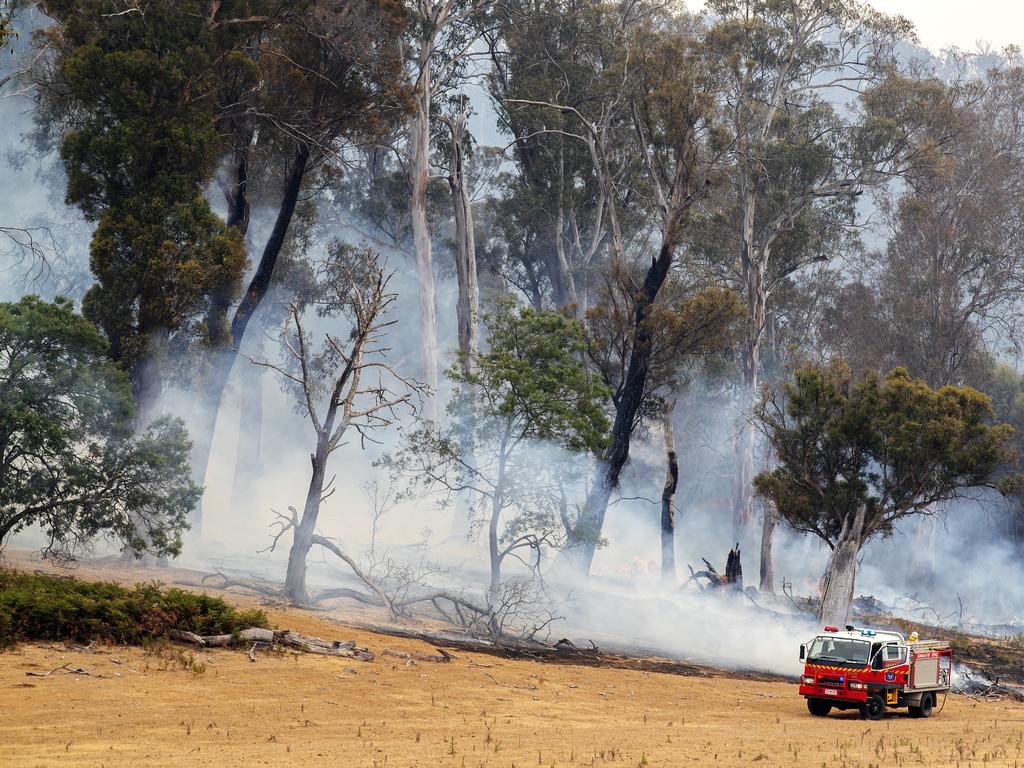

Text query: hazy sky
(689, 0), (1023, 52)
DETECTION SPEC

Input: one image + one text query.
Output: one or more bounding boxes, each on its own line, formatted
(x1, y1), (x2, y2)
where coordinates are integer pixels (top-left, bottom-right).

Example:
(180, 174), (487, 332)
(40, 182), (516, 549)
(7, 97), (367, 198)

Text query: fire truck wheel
(861, 694), (886, 720)
(806, 699), (832, 717)
(909, 693), (934, 718)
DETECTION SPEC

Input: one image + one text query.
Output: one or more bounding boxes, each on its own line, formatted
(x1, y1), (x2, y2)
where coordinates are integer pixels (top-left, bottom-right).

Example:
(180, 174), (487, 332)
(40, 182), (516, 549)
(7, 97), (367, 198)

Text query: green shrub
(0, 569), (268, 648)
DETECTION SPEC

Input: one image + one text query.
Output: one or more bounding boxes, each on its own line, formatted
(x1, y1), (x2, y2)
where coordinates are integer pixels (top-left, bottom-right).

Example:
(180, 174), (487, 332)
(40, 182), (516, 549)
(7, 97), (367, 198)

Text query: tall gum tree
(404, 0), (494, 420)
(486, 0), (643, 311)
(562, 14), (732, 573)
(184, 0), (411, 532)
(700, 0), (955, 548)
(578, 259), (744, 575)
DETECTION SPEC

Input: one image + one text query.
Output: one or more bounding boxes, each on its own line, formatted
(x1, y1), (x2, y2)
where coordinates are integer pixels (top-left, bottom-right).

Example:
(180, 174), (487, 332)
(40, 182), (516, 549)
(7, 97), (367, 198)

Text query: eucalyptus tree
(403, 0), (495, 420)
(486, 0), (646, 311)
(187, 0), (410, 529)
(825, 61), (1024, 390)
(755, 363), (1013, 626)
(699, 0), (954, 544)
(583, 262), (744, 579)
(562, 11), (734, 574)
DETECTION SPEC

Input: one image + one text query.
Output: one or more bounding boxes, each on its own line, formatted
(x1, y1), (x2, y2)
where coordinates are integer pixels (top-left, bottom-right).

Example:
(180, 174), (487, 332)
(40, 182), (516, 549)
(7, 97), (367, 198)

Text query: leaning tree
(754, 362), (1014, 626)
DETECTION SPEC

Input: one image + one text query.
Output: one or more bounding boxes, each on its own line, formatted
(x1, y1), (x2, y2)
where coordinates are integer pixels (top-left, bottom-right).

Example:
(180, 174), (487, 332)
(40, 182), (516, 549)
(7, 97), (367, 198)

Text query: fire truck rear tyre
(909, 693), (933, 718)
(861, 695), (886, 720)
(806, 699), (832, 717)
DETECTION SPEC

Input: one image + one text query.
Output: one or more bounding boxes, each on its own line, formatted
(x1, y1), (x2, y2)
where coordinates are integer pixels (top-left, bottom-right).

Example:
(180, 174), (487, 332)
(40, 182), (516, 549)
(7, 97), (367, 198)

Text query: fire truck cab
(798, 625), (952, 720)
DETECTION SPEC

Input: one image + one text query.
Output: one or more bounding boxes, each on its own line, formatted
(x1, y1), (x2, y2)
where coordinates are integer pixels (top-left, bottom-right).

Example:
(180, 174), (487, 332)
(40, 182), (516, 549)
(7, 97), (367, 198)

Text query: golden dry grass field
(2, 553), (1024, 768)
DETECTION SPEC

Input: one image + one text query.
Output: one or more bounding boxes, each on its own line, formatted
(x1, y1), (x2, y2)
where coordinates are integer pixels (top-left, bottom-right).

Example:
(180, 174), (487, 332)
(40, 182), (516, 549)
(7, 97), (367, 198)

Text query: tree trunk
(660, 401), (678, 585)
(819, 503), (867, 627)
(229, 362), (264, 516)
(553, 148), (579, 310)
(759, 498), (776, 593)
(448, 114), (478, 361)
(284, 435), (330, 604)
(443, 109), (478, 539)
(132, 326), (169, 428)
(187, 143), (310, 533)
(564, 118), (702, 575)
(733, 240), (766, 542)
(488, 488), (503, 596)
(725, 545), (743, 588)
(409, 61), (438, 421)
(565, 226), (673, 572)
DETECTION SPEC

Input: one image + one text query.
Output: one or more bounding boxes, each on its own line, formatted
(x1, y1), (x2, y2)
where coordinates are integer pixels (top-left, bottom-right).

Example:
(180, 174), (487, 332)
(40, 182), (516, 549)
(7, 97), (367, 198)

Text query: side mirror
(799, 644), (806, 662)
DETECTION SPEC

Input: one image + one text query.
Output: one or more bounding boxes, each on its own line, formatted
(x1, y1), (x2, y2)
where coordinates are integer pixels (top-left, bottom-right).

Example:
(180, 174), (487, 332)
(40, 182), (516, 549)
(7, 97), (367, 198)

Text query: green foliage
(384, 301), (610, 585)
(451, 300), (611, 454)
(0, 570), (267, 649)
(755, 362), (1015, 546)
(0, 296), (201, 561)
(485, 0), (647, 307)
(585, 261), (745, 421)
(40, 0), (249, 377)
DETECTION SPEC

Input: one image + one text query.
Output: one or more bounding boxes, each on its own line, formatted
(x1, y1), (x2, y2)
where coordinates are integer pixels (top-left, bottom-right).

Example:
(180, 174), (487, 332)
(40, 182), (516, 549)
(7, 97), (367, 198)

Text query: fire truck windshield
(807, 635), (871, 666)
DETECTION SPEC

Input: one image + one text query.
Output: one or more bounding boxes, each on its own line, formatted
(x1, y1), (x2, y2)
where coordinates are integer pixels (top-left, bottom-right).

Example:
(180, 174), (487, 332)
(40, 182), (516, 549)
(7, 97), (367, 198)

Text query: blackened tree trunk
(188, 143), (311, 532)
(660, 400), (678, 584)
(725, 545), (743, 588)
(564, 117), (703, 575)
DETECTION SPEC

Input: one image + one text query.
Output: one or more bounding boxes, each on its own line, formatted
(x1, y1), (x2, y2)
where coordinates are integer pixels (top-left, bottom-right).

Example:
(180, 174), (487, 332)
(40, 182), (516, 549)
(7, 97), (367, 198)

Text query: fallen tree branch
(167, 627), (374, 661)
(382, 647), (454, 663)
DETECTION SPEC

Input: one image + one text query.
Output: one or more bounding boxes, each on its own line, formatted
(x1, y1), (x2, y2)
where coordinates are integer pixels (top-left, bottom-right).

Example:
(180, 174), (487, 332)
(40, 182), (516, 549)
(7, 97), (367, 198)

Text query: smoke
(4, 8), (1023, 683)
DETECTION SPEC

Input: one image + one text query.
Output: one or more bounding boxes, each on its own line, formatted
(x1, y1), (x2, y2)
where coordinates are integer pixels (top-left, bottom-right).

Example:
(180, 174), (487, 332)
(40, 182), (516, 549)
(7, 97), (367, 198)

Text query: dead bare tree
(247, 244), (421, 602)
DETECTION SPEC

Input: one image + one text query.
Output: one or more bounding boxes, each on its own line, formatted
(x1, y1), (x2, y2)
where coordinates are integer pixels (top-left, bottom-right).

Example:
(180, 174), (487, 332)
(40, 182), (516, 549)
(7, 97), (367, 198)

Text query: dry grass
(3, 552), (1024, 767)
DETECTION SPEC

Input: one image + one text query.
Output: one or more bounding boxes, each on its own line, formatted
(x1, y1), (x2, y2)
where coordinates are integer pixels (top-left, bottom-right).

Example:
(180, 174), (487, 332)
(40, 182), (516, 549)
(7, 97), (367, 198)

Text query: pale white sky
(688, 0), (1024, 53)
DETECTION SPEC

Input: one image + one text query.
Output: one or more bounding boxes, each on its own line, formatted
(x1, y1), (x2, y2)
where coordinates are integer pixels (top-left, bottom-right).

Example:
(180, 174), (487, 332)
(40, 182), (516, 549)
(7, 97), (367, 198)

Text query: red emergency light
(823, 625), (839, 632)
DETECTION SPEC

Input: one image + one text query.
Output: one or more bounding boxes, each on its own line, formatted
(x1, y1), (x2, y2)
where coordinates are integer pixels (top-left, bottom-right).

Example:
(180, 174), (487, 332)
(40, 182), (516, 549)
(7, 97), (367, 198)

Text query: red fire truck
(798, 625), (952, 719)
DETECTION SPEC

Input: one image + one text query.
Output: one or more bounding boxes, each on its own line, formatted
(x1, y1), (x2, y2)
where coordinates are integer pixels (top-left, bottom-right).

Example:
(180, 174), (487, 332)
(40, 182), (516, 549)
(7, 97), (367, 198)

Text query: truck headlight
(848, 680), (866, 690)
(801, 676), (816, 686)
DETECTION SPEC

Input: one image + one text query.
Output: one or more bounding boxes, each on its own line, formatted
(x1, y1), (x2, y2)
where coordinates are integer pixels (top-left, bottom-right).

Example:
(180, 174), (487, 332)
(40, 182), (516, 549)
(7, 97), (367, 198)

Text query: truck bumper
(799, 684), (867, 706)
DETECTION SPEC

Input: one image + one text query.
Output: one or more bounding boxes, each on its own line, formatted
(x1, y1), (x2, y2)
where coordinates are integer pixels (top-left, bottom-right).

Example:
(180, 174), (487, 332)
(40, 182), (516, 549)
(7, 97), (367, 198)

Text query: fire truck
(798, 625), (952, 719)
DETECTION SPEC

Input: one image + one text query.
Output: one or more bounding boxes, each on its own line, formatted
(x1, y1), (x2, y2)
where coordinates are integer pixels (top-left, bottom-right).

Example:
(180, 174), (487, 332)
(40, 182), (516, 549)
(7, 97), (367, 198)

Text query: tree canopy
(755, 363), (1014, 547)
(0, 296), (200, 561)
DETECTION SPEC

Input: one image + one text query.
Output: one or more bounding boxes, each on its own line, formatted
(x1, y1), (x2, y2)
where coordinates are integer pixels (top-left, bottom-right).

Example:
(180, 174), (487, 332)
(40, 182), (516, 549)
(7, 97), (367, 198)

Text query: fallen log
(382, 648), (454, 663)
(167, 628), (374, 661)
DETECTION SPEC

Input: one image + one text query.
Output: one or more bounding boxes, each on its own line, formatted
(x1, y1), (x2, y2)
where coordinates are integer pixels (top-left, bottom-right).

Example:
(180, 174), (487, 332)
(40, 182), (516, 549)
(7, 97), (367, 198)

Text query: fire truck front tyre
(909, 693), (934, 718)
(806, 698), (832, 717)
(860, 695), (886, 720)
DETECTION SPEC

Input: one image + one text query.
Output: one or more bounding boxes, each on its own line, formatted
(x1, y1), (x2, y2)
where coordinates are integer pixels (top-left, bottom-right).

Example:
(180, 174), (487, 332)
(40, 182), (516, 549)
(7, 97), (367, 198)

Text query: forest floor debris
(4, 572), (1024, 768)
